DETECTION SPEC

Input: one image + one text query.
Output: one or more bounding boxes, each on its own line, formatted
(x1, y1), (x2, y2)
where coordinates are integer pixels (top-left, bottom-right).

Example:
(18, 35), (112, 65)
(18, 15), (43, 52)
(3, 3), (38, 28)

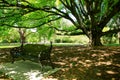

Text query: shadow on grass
(0, 45), (120, 80)
(51, 46), (120, 80)
(0, 60), (60, 80)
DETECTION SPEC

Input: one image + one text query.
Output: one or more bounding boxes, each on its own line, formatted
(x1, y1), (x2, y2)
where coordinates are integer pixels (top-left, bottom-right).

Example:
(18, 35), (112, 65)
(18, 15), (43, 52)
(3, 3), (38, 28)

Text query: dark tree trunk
(89, 30), (102, 46)
(91, 35), (102, 46)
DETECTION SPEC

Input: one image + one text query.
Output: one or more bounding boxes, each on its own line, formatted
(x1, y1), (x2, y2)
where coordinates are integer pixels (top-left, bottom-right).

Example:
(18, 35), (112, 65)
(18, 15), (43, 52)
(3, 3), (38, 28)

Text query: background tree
(17, 28), (38, 44)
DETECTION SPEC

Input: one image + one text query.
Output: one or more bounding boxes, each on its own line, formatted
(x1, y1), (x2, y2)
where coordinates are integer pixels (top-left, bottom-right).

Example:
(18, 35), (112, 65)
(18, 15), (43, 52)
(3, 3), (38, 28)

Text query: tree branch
(98, 0), (120, 28)
(1, 17), (62, 28)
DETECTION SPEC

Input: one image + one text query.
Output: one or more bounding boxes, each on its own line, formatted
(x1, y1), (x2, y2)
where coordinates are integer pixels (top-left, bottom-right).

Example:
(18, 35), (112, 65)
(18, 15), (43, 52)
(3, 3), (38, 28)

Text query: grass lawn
(0, 43), (120, 80)
(0, 43), (20, 48)
(0, 60), (60, 80)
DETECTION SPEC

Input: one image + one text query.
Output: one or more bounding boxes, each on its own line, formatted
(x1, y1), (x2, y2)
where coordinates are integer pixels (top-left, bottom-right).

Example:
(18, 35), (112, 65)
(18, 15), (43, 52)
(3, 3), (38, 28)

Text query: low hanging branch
(1, 17), (62, 28)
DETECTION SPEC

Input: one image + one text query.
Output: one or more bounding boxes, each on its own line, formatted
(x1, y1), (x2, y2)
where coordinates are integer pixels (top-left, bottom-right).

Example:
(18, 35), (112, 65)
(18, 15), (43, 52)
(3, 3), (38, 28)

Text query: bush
(55, 38), (73, 43)
(1, 40), (9, 43)
(23, 44), (49, 61)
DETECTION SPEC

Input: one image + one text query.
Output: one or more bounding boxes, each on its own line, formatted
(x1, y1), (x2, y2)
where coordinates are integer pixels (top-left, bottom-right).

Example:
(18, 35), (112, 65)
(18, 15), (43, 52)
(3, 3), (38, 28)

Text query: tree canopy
(0, 0), (120, 46)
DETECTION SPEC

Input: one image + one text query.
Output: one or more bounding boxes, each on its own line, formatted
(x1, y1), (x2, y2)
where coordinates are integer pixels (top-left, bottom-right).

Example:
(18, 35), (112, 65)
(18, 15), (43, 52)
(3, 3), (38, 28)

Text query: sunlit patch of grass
(0, 46), (17, 48)
(0, 43), (20, 48)
(104, 44), (120, 46)
(0, 60), (60, 80)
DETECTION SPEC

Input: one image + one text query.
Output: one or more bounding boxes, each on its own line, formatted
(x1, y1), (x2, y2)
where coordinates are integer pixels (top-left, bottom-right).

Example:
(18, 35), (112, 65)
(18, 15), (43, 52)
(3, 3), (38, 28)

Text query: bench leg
(49, 58), (54, 69)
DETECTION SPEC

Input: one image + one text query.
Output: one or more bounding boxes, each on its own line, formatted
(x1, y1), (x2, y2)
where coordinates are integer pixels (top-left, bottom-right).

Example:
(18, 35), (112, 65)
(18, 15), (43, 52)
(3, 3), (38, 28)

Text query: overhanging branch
(98, 0), (120, 28)
(0, 17), (62, 28)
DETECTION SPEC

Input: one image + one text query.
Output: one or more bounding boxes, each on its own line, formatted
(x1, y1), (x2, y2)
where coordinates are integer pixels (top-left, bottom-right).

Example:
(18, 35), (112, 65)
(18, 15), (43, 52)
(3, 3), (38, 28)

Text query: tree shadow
(0, 46), (120, 80)
(0, 48), (11, 63)
(0, 60), (59, 80)
(0, 48), (59, 80)
(51, 46), (120, 80)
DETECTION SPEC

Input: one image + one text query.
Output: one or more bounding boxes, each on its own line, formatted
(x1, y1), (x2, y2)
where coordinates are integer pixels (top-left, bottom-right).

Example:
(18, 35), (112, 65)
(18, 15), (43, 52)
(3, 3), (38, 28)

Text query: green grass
(0, 43), (20, 48)
(0, 42), (119, 49)
(104, 43), (120, 46)
(0, 43), (120, 79)
(53, 43), (86, 47)
(0, 43), (60, 80)
(0, 60), (60, 80)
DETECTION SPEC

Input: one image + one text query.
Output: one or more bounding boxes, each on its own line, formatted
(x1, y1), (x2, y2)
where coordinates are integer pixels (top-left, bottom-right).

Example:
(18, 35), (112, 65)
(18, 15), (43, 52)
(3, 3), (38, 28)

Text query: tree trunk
(118, 32), (120, 44)
(20, 35), (26, 44)
(89, 30), (102, 47)
(18, 28), (26, 45)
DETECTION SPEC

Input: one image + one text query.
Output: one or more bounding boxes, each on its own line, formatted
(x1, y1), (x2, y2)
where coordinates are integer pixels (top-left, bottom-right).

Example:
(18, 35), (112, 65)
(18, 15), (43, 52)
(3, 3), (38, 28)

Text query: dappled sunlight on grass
(0, 60), (60, 80)
(51, 46), (120, 80)
(0, 45), (120, 80)
(24, 70), (43, 80)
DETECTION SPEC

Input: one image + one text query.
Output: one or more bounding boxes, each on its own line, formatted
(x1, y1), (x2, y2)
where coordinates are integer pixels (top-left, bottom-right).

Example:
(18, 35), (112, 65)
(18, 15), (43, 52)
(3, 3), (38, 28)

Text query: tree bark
(20, 35), (26, 44)
(89, 29), (102, 46)
(118, 32), (120, 44)
(18, 28), (26, 44)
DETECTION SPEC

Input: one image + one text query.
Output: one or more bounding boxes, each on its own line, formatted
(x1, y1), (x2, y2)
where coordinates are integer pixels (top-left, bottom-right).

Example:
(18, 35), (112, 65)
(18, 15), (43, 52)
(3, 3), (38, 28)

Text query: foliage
(0, 27), (20, 43)
(101, 34), (118, 44)
(0, 0), (120, 46)
(37, 24), (55, 41)
(102, 13), (120, 44)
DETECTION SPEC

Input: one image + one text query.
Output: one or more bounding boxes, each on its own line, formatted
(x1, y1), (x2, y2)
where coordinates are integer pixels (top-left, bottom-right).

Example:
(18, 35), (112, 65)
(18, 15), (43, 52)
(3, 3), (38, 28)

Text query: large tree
(0, 0), (120, 46)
